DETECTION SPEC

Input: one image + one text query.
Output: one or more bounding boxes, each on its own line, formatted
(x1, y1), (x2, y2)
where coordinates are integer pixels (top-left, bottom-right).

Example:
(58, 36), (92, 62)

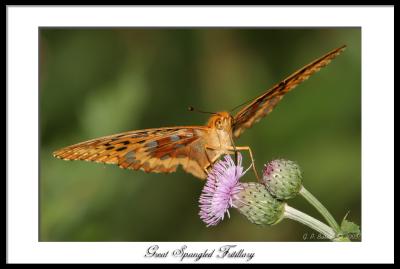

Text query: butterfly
(53, 45), (346, 180)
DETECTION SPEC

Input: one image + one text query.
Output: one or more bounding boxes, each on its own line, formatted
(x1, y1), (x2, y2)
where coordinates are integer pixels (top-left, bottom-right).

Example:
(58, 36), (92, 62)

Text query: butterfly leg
(227, 146), (260, 182)
(203, 148), (214, 176)
(203, 145), (260, 181)
(203, 153), (224, 174)
(203, 145), (231, 174)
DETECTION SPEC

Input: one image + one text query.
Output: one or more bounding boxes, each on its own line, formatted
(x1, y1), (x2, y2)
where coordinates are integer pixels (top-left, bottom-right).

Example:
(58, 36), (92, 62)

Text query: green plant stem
(284, 204), (336, 240)
(299, 186), (341, 233)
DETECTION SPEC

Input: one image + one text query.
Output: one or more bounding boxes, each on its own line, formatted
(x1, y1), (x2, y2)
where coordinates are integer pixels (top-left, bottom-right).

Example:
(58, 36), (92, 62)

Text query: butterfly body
(54, 45), (346, 180)
(205, 111), (234, 151)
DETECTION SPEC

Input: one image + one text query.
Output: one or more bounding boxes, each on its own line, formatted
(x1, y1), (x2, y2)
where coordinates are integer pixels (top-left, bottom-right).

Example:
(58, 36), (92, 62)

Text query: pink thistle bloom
(198, 153), (251, 227)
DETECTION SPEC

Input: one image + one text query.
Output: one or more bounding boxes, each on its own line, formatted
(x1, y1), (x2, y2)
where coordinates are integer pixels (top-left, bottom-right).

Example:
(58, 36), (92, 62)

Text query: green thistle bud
(232, 182), (285, 226)
(262, 159), (303, 200)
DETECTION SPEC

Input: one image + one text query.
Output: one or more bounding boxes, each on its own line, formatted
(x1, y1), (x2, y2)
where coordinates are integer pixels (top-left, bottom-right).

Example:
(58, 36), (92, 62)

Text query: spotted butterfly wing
(54, 45), (346, 181)
(53, 127), (211, 179)
(232, 45), (346, 138)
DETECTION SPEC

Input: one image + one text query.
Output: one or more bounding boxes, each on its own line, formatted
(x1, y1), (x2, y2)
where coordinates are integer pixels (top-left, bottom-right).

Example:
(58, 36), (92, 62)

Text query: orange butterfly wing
(53, 127), (211, 179)
(232, 45), (346, 138)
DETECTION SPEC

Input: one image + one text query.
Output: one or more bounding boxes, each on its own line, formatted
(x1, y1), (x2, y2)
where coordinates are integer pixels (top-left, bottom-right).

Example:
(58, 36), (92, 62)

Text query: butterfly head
(207, 112), (234, 132)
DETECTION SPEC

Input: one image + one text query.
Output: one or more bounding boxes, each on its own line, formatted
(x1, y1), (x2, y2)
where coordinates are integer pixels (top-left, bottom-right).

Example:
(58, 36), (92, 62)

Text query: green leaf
(340, 212), (361, 239)
(341, 220), (360, 235)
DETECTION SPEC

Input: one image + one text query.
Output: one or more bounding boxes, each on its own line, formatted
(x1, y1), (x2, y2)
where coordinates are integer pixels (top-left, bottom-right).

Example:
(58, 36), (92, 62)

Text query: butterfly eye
(215, 119), (223, 129)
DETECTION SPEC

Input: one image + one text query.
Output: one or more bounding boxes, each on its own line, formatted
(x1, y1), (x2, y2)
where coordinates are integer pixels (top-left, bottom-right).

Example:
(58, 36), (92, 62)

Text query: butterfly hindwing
(53, 127), (211, 179)
(232, 45), (346, 138)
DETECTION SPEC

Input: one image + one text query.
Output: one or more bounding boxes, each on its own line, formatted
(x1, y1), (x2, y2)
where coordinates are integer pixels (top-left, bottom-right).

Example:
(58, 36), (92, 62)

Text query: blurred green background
(40, 28), (361, 241)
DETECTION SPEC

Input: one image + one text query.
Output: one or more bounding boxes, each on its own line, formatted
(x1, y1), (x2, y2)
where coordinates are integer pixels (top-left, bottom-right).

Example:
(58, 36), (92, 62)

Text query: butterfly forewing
(232, 45), (346, 138)
(54, 45), (346, 181)
(53, 127), (211, 179)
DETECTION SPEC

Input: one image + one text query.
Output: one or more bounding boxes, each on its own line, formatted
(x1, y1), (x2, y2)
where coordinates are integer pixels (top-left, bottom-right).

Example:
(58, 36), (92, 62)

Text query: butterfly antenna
(229, 98), (255, 113)
(188, 106), (217, 115)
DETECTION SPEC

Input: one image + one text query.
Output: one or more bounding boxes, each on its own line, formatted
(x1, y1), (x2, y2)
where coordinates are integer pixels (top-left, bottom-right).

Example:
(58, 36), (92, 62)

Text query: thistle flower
(262, 159), (303, 200)
(198, 153), (247, 226)
(198, 154), (285, 227)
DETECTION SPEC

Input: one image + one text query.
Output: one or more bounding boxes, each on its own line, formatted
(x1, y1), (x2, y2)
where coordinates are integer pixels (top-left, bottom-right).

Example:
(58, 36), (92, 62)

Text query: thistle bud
(262, 159), (303, 200)
(232, 182), (285, 226)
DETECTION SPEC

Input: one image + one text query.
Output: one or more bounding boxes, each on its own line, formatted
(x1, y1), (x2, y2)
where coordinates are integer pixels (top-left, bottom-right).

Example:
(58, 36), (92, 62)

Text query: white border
(7, 6), (394, 263)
